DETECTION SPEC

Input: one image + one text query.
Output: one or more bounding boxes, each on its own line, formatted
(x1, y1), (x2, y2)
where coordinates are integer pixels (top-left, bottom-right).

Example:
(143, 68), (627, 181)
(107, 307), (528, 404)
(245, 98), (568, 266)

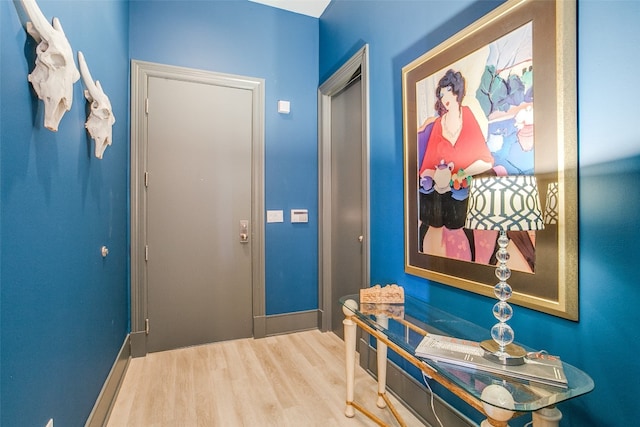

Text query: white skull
(21, 0), (79, 132)
(78, 52), (115, 159)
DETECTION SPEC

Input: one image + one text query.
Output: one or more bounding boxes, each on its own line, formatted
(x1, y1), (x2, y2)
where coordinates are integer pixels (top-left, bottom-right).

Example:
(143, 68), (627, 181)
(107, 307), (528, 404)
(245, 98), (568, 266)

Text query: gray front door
(145, 75), (254, 352)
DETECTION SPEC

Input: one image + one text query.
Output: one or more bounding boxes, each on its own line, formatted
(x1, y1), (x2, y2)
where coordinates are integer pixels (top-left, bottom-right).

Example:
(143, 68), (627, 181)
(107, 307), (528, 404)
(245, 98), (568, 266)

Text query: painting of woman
(418, 69), (497, 263)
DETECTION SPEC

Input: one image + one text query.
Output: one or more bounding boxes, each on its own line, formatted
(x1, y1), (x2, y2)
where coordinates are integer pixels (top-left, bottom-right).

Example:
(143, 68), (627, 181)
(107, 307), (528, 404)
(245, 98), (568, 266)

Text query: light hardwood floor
(106, 329), (427, 427)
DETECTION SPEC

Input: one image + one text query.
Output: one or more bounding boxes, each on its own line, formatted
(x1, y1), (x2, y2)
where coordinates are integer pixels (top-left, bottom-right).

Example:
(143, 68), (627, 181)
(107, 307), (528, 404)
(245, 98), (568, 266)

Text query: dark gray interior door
(145, 76), (254, 352)
(331, 77), (365, 337)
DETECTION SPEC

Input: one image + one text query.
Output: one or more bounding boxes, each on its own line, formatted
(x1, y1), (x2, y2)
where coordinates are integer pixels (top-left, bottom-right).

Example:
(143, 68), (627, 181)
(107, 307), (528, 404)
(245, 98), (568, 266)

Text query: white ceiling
(249, 0), (331, 18)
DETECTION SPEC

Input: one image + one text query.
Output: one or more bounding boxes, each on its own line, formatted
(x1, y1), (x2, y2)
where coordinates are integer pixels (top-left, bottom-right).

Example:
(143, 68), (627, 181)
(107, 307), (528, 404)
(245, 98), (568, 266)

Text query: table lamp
(465, 175), (544, 365)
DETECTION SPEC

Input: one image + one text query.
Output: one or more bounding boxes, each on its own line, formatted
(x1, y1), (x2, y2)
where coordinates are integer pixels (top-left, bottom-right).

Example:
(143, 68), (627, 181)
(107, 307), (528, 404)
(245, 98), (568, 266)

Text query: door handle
(240, 220), (249, 243)
(358, 235), (364, 243)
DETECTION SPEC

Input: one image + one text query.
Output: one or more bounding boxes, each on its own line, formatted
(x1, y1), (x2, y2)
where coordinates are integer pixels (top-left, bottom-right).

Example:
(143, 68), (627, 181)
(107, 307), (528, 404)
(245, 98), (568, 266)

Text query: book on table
(415, 333), (568, 388)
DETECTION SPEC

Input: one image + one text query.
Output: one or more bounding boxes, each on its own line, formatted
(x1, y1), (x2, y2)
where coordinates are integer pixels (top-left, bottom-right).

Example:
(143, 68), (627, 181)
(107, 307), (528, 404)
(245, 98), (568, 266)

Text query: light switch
(267, 210), (284, 223)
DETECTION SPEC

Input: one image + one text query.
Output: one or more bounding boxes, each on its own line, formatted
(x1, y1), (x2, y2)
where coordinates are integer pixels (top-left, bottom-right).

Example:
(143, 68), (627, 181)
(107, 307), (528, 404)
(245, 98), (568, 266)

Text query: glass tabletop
(339, 294), (594, 413)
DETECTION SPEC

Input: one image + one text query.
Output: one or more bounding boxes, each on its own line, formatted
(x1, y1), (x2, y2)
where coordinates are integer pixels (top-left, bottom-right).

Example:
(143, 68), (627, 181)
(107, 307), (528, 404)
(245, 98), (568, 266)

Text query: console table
(339, 294), (593, 427)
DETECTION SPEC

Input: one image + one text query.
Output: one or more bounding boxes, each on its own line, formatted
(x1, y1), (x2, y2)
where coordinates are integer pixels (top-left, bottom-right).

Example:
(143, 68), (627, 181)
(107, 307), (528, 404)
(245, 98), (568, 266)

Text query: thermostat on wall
(291, 209), (308, 223)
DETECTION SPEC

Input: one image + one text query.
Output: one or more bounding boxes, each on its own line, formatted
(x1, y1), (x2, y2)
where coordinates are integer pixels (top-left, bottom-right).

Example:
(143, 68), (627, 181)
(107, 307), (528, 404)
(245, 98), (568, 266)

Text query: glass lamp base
(480, 339), (527, 366)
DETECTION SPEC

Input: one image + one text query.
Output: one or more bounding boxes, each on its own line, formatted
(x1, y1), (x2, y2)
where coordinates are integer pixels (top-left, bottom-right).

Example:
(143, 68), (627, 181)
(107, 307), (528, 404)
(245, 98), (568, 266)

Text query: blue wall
(320, 0), (639, 425)
(129, 0), (320, 315)
(2, 1), (320, 425)
(1, 1), (130, 425)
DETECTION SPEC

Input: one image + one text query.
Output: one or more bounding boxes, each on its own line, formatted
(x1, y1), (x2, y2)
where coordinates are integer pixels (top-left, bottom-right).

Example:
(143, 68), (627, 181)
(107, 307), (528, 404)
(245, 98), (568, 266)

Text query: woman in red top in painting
(418, 69), (495, 261)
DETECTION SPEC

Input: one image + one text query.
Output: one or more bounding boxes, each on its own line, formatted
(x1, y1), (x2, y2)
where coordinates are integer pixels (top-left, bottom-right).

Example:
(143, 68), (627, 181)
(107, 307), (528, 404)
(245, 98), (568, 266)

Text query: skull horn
(78, 51), (99, 99)
(20, 0), (54, 42)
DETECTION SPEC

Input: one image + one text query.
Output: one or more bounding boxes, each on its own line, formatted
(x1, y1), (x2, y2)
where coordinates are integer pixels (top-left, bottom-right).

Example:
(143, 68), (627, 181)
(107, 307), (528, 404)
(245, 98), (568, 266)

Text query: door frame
(318, 45), (371, 332)
(130, 60), (266, 356)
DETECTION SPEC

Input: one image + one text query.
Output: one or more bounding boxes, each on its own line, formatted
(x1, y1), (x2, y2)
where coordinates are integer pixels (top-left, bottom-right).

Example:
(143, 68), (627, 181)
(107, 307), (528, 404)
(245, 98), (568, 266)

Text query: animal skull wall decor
(20, 0), (80, 132)
(78, 52), (115, 159)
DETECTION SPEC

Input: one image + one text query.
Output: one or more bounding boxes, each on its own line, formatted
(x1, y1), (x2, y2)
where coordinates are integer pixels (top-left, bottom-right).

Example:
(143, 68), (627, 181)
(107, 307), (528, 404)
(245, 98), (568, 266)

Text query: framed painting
(402, 0), (578, 320)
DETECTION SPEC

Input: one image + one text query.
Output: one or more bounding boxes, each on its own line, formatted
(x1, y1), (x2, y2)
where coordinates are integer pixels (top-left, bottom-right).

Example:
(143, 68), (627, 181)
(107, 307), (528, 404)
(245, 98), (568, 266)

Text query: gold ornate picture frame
(402, 0), (578, 320)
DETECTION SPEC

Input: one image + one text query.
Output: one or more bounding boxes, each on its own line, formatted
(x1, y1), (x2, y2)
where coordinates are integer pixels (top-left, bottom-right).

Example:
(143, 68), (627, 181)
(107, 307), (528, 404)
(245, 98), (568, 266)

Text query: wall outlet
(46, 419), (53, 427)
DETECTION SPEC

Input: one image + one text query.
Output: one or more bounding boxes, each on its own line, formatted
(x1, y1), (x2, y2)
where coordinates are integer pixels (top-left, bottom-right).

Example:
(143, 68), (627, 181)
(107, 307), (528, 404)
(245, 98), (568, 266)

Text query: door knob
(358, 235), (364, 243)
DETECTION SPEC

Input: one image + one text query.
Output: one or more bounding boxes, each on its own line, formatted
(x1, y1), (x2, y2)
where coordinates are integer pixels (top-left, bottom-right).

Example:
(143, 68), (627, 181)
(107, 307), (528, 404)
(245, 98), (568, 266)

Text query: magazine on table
(415, 333), (568, 388)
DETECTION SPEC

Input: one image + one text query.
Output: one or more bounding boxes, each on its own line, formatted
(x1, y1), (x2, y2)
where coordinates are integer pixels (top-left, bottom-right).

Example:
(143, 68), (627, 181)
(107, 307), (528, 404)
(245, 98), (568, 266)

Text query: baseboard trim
(260, 309), (319, 337)
(130, 331), (147, 358)
(129, 310), (319, 356)
(358, 336), (476, 427)
(85, 335), (131, 427)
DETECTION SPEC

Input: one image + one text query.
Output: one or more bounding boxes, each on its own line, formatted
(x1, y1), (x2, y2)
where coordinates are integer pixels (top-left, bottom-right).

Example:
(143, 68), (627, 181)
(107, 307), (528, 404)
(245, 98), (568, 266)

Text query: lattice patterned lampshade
(465, 175), (544, 232)
(544, 182), (559, 225)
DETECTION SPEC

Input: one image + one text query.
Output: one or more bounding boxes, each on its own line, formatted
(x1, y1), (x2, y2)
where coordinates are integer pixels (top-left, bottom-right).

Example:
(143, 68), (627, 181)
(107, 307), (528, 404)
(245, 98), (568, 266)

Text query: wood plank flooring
(106, 329), (426, 427)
